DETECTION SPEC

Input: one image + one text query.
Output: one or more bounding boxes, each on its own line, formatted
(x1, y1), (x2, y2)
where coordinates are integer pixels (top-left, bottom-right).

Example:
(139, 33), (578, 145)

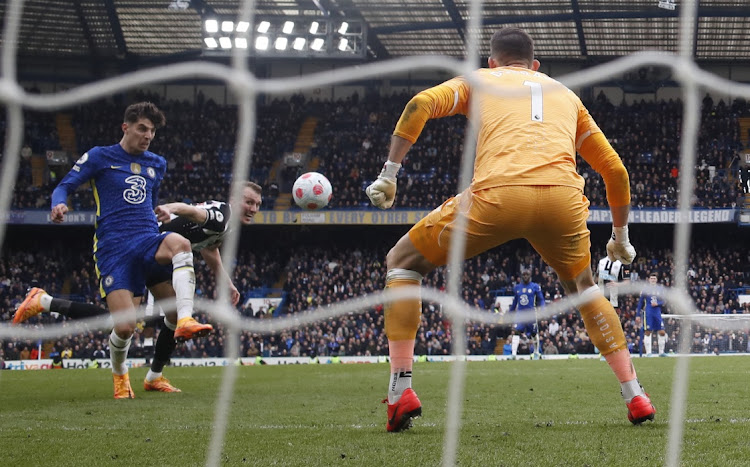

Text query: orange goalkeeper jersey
(393, 66), (630, 207)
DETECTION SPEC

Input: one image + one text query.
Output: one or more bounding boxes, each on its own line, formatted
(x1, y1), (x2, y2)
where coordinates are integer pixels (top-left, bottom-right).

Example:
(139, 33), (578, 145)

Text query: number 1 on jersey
(523, 81), (543, 122)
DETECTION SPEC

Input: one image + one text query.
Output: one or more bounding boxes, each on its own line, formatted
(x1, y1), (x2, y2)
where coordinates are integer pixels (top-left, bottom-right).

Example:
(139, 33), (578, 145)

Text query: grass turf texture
(1, 357), (749, 466)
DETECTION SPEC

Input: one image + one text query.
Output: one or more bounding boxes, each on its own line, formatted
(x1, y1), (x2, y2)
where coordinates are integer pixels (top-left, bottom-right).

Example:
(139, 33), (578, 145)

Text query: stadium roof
(1, 0), (749, 64)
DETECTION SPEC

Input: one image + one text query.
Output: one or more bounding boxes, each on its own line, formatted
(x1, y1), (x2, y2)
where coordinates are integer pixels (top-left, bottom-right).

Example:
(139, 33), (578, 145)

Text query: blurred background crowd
(7, 91), (746, 211)
(1, 224), (747, 363)
(1, 92), (748, 364)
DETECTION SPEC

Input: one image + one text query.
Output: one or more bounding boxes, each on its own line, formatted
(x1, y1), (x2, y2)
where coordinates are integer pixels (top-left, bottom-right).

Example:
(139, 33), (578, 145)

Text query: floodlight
(255, 36), (269, 50)
(205, 19), (218, 33)
(204, 16), (365, 57)
(311, 38), (325, 51)
(658, 0), (675, 10)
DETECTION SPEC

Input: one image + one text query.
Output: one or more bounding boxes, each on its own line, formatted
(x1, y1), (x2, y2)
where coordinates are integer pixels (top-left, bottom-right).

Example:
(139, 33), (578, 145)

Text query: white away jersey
(159, 200), (231, 251)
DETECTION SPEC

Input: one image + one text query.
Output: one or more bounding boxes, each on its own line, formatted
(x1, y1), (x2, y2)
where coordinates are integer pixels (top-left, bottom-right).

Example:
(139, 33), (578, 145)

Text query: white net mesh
(2, 1), (750, 466)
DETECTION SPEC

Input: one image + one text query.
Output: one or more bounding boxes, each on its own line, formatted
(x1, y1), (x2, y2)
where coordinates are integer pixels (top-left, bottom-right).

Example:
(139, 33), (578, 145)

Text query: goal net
(1, 1), (749, 466)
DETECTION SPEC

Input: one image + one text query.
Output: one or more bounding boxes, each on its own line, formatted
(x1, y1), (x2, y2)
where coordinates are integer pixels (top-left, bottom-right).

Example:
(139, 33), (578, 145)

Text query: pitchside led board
(3, 208), (740, 226)
(235, 208), (739, 225)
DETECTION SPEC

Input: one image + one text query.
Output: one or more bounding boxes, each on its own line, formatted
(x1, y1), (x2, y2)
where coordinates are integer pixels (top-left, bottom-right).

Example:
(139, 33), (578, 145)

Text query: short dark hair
(123, 102), (166, 129)
(490, 28), (534, 66)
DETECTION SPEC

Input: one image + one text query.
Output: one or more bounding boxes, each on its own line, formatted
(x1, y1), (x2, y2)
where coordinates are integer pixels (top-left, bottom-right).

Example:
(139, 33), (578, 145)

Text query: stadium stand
(4, 93), (744, 211)
(1, 89), (749, 365)
(2, 223), (747, 363)
(1, 91), (747, 365)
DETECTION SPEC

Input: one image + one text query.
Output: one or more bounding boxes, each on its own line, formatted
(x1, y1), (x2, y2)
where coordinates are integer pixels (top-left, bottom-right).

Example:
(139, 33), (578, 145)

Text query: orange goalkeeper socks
(384, 269), (423, 403)
(384, 269), (423, 372)
(578, 286), (636, 383)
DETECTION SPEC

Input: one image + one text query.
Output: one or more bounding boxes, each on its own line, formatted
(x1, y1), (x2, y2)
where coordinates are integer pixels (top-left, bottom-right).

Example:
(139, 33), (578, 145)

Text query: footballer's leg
(14, 288), (110, 324)
(381, 187), (527, 431)
(13, 287), (47, 324)
(561, 272), (655, 425)
(644, 330), (653, 356)
(144, 281), (181, 393)
(106, 289), (138, 400)
(381, 233), (432, 432)
(155, 233), (212, 341)
(380, 188), (509, 432)
(657, 329), (668, 356)
(510, 330), (520, 358)
(531, 186), (654, 424)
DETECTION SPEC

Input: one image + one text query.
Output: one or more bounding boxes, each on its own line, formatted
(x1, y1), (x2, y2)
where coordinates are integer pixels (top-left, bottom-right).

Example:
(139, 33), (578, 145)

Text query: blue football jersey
(511, 282), (545, 311)
(637, 289), (665, 314)
(52, 144), (166, 249)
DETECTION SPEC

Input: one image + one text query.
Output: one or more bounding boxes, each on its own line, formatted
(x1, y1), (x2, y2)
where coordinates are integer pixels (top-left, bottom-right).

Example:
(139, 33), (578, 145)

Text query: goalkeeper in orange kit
(366, 27), (655, 432)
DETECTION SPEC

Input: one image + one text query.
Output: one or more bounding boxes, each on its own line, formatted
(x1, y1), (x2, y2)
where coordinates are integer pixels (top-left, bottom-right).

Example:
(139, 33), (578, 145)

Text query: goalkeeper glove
(366, 161), (401, 209)
(607, 225), (637, 265)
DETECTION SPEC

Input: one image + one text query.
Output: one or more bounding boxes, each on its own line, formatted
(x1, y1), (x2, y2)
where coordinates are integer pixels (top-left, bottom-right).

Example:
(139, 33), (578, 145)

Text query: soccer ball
(292, 172), (333, 210)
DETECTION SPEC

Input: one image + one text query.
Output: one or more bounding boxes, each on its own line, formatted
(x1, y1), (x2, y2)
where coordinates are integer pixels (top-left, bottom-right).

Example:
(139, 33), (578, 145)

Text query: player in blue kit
(15, 183), (263, 392)
(508, 269), (545, 357)
(637, 272), (667, 356)
(49, 102), (212, 399)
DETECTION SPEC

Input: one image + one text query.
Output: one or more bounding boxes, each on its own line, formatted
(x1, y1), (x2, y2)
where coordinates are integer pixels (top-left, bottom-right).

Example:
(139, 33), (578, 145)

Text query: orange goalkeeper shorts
(408, 185), (592, 280)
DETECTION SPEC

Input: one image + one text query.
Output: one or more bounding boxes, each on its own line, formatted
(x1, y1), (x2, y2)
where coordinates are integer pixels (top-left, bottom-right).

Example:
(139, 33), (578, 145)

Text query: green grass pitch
(2, 357), (749, 466)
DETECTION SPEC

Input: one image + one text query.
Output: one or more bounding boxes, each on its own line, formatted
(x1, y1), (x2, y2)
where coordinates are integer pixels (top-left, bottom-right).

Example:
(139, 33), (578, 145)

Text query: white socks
(644, 334), (666, 355)
(621, 378), (645, 403)
(657, 334), (667, 355)
(145, 370), (162, 382)
(511, 335), (520, 356)
(388, 370), (412, 404)
(109, 330), (131, 375)
(40, 293), (53, 311)
(171, 251), (195, 321)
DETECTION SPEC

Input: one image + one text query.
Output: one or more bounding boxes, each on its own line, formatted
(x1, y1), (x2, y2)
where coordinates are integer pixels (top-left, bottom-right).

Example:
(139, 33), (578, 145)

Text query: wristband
(381, 160), (402, 179)
(612, 225), (629, 243)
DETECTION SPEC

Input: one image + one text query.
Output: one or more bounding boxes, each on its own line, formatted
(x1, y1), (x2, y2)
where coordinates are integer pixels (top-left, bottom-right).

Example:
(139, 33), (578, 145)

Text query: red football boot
(627, 393), (656, 425)
(384, 388), (422, 432)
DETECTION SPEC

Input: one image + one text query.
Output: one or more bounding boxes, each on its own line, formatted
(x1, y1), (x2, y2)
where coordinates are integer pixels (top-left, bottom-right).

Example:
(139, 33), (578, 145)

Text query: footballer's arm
(367, 76), (471, 210)
(200, 245), (240, 305)
(155, 202), (208, 225)
(51, 150), (100, 223)
(389, 77), (470, 164)
(577, 132), (631, 227)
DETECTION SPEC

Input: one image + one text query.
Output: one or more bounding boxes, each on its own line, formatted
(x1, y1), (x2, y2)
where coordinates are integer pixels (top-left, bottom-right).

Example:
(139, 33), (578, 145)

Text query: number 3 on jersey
(123, 175), (147, 204)
(523, 81), (543, 122)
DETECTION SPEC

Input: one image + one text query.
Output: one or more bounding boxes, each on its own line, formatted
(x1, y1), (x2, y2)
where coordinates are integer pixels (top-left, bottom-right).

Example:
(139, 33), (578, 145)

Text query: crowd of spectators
(1, 225), (748, 365)
(2, 86), (748, 365)
(5, 90), (746, 212)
